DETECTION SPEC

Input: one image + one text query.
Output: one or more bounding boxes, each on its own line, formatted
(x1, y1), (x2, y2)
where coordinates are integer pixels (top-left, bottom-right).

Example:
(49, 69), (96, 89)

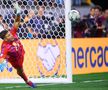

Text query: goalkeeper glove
(13, 2), (21, 14)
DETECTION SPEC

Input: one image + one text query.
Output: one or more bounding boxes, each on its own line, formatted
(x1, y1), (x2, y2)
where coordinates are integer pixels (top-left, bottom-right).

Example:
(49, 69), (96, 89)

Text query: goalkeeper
(0, 2), (36, 88)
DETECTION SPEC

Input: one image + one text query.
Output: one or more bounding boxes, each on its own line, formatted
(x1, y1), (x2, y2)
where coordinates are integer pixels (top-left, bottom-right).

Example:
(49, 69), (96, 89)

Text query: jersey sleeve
(10, 25), (18, 36)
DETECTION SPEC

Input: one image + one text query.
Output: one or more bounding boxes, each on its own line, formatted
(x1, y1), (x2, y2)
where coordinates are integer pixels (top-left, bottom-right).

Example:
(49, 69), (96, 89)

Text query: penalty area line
(0, 83), (59, 89)
(78, 79), (108, 83)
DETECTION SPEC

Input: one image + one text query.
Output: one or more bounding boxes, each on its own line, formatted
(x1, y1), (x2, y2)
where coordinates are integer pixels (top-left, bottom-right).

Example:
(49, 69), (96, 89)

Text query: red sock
(26, 80), (33, 86)
(26, 80), (36, 88)
(17, 71), (28, 82)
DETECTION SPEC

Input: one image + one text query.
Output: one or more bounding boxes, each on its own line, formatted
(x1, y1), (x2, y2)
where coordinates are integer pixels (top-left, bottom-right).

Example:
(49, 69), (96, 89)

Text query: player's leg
(16, 67), (36, 88)
(9, 58), (36, 88)
(16, 67), (28, 82)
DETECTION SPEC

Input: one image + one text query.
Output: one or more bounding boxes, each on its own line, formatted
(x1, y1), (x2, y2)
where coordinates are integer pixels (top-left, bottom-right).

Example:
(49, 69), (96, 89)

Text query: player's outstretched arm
(14, 14), (21, 29)
(13, 2), (21, 30)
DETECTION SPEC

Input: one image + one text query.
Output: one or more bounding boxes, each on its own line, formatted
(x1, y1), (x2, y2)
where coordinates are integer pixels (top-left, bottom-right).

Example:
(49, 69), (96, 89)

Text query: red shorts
(8, 55), (24, 69)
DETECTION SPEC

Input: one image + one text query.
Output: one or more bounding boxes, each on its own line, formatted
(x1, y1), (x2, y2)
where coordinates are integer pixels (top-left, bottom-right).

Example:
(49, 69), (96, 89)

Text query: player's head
(0, 30), (14, 41)
(90, 7), (95, 16)
(94, 5), (102, 17)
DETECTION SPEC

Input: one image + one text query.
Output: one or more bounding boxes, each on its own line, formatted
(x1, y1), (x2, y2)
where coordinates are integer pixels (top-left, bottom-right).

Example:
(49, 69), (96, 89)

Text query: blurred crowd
(18, 6), (65, 39)
(73, 5), (108, 38)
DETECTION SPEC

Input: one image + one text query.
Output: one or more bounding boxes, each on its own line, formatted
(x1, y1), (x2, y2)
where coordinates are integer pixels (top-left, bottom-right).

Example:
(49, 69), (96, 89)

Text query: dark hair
(94, 5), (102, 12)
(0, 30), (8, 39)
(0, 14), (2, 18)
(90, 6), (95, 11)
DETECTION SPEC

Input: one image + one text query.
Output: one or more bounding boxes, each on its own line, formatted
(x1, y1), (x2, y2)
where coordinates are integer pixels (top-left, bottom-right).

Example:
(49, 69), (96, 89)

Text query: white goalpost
(65, 0), (72, 83)
(0, 0), (72, 83)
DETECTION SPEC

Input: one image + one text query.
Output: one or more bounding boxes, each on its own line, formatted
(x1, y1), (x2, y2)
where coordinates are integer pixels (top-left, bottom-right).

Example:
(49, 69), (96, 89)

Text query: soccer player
(0, 2), (36, 88)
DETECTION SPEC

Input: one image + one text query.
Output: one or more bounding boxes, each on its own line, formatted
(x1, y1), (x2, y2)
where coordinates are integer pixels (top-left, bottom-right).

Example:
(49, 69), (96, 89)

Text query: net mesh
(0, 0), (65, 39)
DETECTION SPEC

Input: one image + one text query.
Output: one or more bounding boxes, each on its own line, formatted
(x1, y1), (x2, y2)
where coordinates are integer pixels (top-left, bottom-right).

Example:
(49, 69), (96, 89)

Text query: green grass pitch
(0, 72), (108, 90)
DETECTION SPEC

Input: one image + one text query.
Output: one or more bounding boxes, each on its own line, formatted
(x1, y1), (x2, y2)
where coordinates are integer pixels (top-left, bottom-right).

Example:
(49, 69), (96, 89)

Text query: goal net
(0, 0), (72, 83)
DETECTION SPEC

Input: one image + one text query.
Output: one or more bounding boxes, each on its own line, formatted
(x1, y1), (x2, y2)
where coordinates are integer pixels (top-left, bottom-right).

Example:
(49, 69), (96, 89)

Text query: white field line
(0, 80), (108, 89)
(0, 83), (58, 89)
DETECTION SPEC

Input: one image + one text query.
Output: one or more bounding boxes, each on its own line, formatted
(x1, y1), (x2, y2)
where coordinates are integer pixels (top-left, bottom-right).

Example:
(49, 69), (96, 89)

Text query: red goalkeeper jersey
(0, 26), (25, 68)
